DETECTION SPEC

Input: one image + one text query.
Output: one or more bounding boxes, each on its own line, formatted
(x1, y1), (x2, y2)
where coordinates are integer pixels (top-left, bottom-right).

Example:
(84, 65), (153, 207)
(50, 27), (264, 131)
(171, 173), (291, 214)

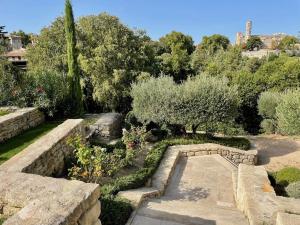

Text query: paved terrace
(130, 155), (249, 225)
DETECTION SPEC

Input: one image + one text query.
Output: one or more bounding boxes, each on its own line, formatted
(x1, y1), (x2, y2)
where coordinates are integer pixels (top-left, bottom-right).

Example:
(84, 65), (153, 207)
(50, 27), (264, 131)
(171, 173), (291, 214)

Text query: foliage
(100, 195), (133, 225)
(65, 0), (83, 116)
(30, 70), (69, 117)
(246, 36), (263, 51)
(273, 167), (300, 187)
(131, 75), (239, 134)
(0, 122), (60, 165)
(158, 31), (194, 82)
(0, 110), (9, 116)
(67, 135), (125, 183)
(279, 36), (299, 50)
(254, 55), (300, 92)
(78, 13), (153, 112)
(199, 34), (230, 55)
(26, 17), (67, 74)
(258, 91), (282, 133)
(191, 35), (231, 74)
(122, 126), (147, 150)
(276, 89), (300, 135)
(286, 181), (300, 198)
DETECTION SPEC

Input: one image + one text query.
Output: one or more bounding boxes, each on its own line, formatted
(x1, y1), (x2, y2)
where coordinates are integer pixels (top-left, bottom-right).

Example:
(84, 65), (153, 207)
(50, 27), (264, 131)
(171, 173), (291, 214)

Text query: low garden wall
(0, 119), (102, 225)
(0, 119), (83, 177)
(173, 143), (257, 165)
(236, 164), (300, 225)
(0, 107), (44, 143)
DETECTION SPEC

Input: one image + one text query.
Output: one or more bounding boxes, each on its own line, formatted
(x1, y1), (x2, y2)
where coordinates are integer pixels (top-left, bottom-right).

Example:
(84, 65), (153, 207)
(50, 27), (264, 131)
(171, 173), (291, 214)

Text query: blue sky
(1, 0), (300, 43)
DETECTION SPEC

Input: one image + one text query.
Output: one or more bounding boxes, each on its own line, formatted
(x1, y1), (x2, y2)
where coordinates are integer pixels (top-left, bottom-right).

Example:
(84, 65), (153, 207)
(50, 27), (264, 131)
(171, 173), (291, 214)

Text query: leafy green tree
(10, 30), (32, 47)
(78, 13), (152, 112)
(254, 55), (300, 92)
(278, 36), (299, 50)
(65, 0), (83, 116)
(26, 17), (67, 74)
(159, 31), (194, 54)
(246, 36), (263, 51)
(191, 34), (230, 74)
(158, 31), (194, 81)
(199, 34), (230, 55)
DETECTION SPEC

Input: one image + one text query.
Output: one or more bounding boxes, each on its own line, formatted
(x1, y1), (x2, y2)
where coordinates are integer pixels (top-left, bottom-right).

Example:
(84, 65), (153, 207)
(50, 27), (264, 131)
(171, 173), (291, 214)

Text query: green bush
(258, 92), (282, 120)
(286, 181), (300, 198)
(260, 119), (276, 134)
(276, 90), (300, 135)
(274, 167), (300, 186)
(258, 91), (282, 133)
(100, 195), (133, 225)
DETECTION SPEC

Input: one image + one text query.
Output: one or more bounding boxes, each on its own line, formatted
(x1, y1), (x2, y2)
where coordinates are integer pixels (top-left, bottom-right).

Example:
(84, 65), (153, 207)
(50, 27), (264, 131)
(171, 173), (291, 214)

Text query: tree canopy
(246, 36), (263, 51)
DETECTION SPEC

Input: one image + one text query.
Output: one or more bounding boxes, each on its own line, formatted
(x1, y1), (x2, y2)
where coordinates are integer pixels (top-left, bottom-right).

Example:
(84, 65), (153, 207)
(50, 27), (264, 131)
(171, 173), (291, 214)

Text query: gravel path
(248, 135), (300, 172)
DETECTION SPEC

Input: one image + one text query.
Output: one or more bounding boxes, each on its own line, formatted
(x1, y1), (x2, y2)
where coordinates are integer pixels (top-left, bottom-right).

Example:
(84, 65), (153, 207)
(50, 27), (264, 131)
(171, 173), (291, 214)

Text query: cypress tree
(65, 0), (83, 116)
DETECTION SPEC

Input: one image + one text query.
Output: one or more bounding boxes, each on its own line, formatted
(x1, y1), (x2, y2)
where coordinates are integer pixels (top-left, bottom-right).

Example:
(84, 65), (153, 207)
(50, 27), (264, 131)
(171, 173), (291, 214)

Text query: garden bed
(0, 121), (61, 165)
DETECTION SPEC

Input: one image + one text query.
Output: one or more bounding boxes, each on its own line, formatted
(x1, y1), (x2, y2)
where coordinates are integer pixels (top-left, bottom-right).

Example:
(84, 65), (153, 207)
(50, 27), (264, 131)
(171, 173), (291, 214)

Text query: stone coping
(172, 143), (257, 166)
(0, 119), (83, 175)
(237, 164), (300, 225)
(0, 107), (45, 143)
(0, 171), (100, 225)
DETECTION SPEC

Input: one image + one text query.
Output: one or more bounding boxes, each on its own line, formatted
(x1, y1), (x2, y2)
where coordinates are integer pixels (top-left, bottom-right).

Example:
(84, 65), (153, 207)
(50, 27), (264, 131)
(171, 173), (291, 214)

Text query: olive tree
(131, 75), (239, 134)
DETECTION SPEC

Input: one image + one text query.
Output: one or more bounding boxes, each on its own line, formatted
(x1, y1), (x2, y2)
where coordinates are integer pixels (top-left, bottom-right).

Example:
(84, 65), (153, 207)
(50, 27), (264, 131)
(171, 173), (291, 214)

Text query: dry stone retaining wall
(0, 119), (101, 225)
(237, 164), (300, 225)
(173, 143), (257, 165)
(0, 107), (44, 143)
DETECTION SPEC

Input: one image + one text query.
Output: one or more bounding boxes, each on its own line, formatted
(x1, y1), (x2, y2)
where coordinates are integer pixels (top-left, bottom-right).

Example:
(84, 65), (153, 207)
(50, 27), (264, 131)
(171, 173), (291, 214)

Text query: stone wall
(0, 119), (101, 225)
(0, 119), (83, 177)
(0, 171), (101, 225)
(237, 164), (300, 225)
(0, 107), (44, 143)
(172, 143), (257, 165)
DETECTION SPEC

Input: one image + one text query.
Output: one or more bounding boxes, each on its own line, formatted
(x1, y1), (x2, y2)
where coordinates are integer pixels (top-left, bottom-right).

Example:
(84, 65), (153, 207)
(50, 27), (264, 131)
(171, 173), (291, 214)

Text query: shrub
(258, 91), (282, 133)
(286, 181), (300, 198)
(100, 196), (133, 225)
(258, 91), (282, 120)
(276, 89), (300, 135)
(273, 167), (300, 186)
(68, 135), (126, 183)
(260, 119), (276, 134)
(131, 75), (240, 134)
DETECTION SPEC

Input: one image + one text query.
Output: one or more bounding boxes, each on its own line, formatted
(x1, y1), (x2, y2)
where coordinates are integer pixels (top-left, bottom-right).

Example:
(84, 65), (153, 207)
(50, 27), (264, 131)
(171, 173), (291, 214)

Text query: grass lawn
(0, 110), (9, 116)
(0, 121), (61, 165)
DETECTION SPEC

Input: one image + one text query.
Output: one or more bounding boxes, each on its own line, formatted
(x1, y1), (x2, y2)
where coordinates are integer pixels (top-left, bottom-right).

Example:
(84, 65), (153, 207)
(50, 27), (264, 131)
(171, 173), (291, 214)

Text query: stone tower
(245, 20), (252, 41)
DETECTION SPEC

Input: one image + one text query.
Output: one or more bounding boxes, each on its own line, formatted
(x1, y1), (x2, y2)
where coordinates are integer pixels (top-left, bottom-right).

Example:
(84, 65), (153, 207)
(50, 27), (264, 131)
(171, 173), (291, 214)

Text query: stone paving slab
(130, 155), (249, 225)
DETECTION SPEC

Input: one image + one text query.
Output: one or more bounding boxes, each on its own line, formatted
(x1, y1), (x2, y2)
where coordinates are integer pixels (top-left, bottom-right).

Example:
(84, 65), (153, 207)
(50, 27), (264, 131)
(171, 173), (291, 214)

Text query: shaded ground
(131, 155), (248, 225)
(248, 135), (300, 172)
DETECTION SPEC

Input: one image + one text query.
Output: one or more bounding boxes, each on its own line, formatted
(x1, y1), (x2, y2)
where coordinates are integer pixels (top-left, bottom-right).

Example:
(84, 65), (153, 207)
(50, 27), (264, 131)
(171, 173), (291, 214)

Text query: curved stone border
(0, 107), (44, 143)
(237, 164), (300, 225)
